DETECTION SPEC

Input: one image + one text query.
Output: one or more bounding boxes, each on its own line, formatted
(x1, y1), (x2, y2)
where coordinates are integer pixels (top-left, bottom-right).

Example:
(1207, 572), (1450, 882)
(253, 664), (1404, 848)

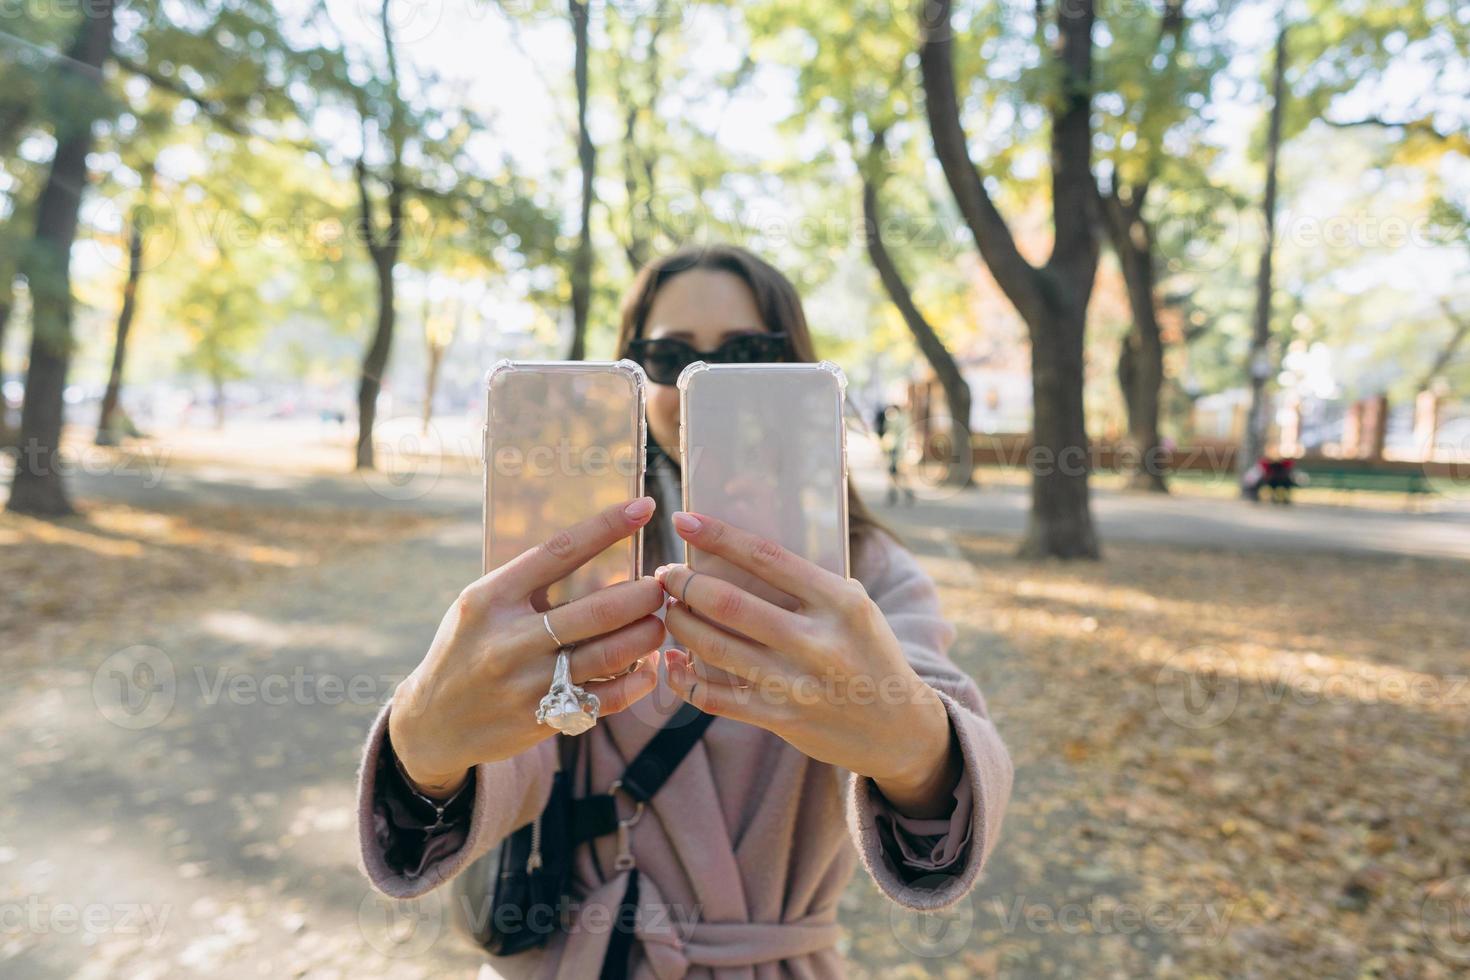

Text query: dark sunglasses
(625, 332), (789, 385)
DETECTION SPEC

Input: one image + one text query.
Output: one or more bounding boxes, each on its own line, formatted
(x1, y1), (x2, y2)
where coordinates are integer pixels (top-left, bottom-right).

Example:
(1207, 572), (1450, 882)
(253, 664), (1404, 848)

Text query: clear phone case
(678, 361), (850, 609)
(483, 360), (647, 607)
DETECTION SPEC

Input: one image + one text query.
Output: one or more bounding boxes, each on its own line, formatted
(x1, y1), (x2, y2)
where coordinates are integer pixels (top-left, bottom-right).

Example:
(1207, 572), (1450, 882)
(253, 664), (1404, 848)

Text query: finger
(664, 602), (784, 686)
(670, 511), (844, 607)
(493, 497), (656, 600)
(567, 615), (666, 685)
(654, 564), (808, 650)
(582, 656), (660, 716)
(664, 649), (769, 724)
(546, 578), (665, 646)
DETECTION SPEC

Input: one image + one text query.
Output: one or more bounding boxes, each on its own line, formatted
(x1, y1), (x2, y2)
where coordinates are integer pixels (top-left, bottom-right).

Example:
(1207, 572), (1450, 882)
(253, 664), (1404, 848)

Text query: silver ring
(542, 611), (566, 651)
(536, 649), (600, 735)
(679, 571), (700, 606)
(587, 657), (641, 685)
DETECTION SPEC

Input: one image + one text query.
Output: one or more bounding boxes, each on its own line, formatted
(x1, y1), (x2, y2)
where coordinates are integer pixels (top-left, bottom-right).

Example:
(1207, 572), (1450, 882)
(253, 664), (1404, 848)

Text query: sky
(4, 0), (1466, 407)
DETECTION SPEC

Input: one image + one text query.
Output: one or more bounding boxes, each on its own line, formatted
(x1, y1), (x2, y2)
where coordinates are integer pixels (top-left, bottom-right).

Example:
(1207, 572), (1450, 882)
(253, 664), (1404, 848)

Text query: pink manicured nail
(672, 512), (701, 534)
(625, 497), (655, 520)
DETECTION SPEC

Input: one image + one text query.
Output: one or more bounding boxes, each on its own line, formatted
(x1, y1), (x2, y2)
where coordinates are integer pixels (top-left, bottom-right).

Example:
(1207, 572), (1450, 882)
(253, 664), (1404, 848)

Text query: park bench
(1294, 460), (1435, 508)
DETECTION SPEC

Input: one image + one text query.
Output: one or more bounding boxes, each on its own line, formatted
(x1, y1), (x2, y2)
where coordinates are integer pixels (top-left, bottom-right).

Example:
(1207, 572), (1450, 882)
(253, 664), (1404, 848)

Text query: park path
(1, 514), (490, 976)
(0, 465), (1114, 977)
(22, 441), (1470, 562)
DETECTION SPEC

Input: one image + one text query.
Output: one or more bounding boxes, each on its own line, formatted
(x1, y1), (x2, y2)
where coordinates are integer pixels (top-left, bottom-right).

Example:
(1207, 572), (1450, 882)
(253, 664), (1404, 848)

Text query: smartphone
(678, 361), (850, 609)
(483, 360), (647, 607)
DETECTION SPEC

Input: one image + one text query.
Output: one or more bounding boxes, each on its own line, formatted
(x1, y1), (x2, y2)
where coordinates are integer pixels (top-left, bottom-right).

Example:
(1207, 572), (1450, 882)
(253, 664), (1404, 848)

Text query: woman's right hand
(388, 497), (666, 798)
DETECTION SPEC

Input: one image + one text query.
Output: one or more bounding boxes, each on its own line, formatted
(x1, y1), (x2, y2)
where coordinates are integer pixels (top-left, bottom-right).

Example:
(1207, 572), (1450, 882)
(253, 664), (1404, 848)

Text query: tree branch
(917, 0), (1044, 322)
(354, 156), (382, 259)
(1323, 114), (1456, 142)
(1419, 299), (1470, 390)
(1046, 0), (1098, 284)
(114, 56), (251, 137)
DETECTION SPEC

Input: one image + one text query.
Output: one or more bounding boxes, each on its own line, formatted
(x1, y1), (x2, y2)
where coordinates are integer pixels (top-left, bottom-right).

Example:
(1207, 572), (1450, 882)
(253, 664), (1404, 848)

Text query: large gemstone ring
(535, 648), (600, 735)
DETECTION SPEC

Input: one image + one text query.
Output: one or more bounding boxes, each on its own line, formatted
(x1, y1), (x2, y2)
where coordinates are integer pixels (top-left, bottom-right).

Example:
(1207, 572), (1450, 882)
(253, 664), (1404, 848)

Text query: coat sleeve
(356, 702), (558, 899)
(844, 532), (1014, 911)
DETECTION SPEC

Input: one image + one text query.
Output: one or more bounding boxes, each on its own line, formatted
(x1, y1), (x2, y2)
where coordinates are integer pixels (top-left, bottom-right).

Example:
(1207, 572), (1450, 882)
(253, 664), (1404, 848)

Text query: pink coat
(356, 531), (1012, 978)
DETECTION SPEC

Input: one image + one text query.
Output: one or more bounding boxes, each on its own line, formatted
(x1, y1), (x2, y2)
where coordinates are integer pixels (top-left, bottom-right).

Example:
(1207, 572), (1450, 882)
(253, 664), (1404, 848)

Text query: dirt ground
(2, 475), (1466, 977)
(842, 531), (1468, 978)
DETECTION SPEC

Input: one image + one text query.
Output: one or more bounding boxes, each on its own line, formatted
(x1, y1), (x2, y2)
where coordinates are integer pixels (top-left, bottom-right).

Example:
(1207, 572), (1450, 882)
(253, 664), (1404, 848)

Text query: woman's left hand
(656, 511), (961, 818)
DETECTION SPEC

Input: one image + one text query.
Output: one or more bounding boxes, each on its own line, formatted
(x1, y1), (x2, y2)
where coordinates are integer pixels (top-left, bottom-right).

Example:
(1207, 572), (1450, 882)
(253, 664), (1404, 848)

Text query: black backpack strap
(616, 702), (716, 803)
(568, 704), (714, 846)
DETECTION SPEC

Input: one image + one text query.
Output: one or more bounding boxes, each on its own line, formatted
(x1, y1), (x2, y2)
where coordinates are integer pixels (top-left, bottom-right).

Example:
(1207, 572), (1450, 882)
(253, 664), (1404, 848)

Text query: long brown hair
(616, 244), (887, 559)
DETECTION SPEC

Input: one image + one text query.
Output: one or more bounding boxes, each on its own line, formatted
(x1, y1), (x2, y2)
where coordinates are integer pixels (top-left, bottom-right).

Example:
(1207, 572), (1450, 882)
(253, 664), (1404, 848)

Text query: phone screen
(679, 361), (849, 609)
(483, 361), (646, 608)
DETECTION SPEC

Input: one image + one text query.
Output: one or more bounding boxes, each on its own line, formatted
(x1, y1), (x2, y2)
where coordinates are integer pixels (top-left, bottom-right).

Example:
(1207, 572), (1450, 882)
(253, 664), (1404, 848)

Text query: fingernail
(625, 497), (655, 520)
(653, 564), (669, 582)
(664, 649), (686, 671)
(672, 512), (701, 534)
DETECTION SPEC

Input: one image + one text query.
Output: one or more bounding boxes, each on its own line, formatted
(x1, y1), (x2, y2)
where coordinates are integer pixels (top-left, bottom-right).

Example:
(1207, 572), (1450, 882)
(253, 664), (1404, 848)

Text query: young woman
(357, 245), (1013, 977)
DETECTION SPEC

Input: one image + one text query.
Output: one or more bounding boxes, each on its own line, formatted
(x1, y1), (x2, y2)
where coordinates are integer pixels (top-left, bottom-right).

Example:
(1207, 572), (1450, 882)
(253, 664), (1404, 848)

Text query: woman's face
(641, 268), (770, 457)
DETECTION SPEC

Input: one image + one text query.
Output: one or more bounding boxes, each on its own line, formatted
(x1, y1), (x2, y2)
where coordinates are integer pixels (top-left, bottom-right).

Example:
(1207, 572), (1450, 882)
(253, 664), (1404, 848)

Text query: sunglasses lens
(721, 334), (786, 363)
(630, 333), (786, 383)
(639, 341), (692, 385)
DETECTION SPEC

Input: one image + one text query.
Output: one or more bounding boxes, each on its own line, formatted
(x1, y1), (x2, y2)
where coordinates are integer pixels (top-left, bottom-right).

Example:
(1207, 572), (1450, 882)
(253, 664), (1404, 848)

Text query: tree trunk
(918, 0), (1100, 558)
(1025, 305), (1097, 558)
(0, 287), (12, 435)
(353, 0), (407, 472)
(861, 137), (972, 486)
(622, 105), (648, 271)
(356, 247), (397, 469)
(1099, 187), (1168, 491)
(8, 0), (116, 516)
(567, 0), (595, 360)
(1241, 21), (1288, 484)
(422, 341), (444, 436)
(96, 214), (144, 446)
(212, 371), (226, 429)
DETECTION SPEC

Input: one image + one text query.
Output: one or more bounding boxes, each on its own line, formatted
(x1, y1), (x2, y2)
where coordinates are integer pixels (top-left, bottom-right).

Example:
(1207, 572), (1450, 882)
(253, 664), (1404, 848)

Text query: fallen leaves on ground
(846, 535), (1468, 978)
(0, 500), (435, 659)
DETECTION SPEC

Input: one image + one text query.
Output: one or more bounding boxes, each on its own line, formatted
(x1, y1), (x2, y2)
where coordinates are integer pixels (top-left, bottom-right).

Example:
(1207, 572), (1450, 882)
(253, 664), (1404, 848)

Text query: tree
(0, 6), (72, 403)
(608, 0), (670, 271)
(9, 1), (118, 515)
(862, 129), (972, 485)
(567, 0), (595, 359)
(344, 3), (410, 469)
(747, 0), (976, 486)
(1240, 21), (1289, 481)
(302, 1), (557, 466)
(95, 168), (150, 446)
(175, 251), (262, 428)
(918, 0), (1101, 558)
(1091, 0), (1231, 492)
